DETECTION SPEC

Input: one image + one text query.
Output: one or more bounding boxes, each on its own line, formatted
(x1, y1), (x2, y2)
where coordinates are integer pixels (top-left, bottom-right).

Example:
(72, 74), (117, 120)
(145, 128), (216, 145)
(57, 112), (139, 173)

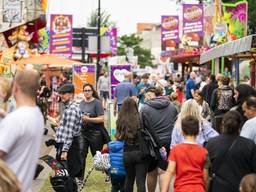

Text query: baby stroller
(40, 155), (77, 192)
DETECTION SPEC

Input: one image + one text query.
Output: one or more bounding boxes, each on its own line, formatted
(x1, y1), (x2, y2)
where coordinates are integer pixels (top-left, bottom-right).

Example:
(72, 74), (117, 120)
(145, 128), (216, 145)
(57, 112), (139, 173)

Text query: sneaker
(76, 178), (84, 192)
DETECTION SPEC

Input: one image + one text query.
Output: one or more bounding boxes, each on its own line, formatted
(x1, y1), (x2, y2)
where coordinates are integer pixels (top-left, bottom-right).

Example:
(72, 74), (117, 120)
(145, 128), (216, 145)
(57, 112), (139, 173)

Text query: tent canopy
(200, 35), (256, 64)
(15, 54), (83, 67)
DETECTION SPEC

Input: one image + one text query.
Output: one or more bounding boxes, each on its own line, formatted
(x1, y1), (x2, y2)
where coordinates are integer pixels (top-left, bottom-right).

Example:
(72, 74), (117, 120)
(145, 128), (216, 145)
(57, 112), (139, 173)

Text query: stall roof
(15, 54), (83, 67)
(200, 35), (256, 64)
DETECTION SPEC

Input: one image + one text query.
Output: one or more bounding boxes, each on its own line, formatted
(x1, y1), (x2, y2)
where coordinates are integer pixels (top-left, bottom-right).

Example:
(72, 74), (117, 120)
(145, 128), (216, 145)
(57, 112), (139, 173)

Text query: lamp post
(96, 0), (101, 81)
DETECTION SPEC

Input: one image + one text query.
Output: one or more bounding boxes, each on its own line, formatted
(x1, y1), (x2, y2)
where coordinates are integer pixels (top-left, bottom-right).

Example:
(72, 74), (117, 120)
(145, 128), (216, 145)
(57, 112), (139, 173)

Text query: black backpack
(50, 175), (77, 192)
(217, 87), (234, 111)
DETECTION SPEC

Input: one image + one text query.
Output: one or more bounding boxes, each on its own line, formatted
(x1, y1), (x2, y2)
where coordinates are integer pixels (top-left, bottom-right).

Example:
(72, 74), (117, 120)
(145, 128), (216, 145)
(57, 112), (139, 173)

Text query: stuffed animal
(8, 25), (31, 60)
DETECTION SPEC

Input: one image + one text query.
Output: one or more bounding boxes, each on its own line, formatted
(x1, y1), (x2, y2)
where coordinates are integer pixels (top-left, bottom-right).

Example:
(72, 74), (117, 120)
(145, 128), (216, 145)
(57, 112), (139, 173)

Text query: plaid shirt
(56, 100), (82, 152)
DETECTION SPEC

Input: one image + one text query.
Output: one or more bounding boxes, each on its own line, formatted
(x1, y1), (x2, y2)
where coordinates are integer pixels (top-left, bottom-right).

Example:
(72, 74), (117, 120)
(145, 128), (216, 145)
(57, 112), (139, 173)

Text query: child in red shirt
(161, 116), (209, 192)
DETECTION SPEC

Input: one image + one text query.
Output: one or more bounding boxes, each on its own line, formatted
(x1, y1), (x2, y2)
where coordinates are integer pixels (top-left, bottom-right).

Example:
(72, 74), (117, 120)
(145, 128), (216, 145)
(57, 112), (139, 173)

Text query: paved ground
(32, 124), (55, 192)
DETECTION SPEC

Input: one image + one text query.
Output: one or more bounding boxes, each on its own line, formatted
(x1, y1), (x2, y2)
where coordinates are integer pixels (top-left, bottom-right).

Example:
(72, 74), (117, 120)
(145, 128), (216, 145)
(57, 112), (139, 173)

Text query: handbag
(138, 112), (160, 160)
(99, 124), (111, 144)
(208, 137), (238, 192)
(93, 151), (111, 172)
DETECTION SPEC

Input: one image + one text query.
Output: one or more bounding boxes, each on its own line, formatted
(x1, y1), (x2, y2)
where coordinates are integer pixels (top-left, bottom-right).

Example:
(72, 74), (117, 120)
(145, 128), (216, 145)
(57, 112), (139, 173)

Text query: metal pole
(96, 0), (101, 81)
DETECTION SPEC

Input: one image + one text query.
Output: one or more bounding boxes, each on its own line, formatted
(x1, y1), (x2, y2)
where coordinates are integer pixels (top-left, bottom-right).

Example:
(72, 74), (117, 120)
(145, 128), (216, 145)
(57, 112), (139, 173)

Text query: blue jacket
(108, 140), (126, 176)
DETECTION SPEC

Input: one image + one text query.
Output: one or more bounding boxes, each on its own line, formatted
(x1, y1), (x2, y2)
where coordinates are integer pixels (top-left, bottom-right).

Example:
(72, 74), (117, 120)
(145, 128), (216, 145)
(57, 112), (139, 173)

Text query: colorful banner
(161, 16), (179, 52)
(50, 14), (73, 58)
(103, 27), (117, 55)
(110, 64), (131, 99)
(182, 4), (204, 47)
(222, 1), (247, 41)
(110, 65), (131, 86)
(73, 64), (96, 94)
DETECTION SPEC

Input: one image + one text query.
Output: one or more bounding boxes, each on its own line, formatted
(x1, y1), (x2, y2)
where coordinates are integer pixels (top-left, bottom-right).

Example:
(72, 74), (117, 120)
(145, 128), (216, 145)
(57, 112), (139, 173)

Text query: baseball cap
(58, 83), (74, 94)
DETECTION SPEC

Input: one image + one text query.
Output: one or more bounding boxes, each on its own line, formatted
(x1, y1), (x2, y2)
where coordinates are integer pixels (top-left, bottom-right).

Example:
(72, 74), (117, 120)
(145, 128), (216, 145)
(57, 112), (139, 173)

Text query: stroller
(40, 155), (77, 192)
(41, 153), (94, 192)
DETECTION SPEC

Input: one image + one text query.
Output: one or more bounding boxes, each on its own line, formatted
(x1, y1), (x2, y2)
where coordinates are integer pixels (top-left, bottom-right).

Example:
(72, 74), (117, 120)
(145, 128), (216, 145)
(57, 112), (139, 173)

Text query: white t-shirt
(0, 106), (44, 192)
(240, 116), (256, 144)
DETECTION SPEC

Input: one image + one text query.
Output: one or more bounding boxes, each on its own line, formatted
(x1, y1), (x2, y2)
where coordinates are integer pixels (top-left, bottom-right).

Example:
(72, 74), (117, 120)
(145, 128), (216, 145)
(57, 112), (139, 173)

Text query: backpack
(217, 87), (233, 111)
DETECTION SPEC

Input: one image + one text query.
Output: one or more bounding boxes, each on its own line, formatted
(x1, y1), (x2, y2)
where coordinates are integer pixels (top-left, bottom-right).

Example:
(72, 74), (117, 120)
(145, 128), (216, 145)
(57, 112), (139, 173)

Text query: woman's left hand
(82, 115), (90, 122)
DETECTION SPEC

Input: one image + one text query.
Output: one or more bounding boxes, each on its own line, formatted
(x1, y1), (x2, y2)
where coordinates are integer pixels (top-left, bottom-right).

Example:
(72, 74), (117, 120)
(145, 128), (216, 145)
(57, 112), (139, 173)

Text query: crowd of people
(0, 68), (256, 192)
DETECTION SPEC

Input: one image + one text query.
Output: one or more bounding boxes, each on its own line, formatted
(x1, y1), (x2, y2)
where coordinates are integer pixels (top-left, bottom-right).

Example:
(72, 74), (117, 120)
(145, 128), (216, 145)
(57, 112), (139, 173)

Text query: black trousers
(111, 175), (125, 192)
(56, 137), (82, 178)
(78, 128), (104, 178)
(123, 150), (148, 192)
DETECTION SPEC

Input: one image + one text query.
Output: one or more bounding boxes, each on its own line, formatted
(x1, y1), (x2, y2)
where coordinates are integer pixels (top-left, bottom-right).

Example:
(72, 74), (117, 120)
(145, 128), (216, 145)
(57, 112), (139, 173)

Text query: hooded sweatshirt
(140, 97), (178, 146)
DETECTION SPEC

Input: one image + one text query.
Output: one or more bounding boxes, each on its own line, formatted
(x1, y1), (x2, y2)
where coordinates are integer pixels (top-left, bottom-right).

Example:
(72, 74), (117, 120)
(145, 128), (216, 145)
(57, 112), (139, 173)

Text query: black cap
(58, 83), (74, 94)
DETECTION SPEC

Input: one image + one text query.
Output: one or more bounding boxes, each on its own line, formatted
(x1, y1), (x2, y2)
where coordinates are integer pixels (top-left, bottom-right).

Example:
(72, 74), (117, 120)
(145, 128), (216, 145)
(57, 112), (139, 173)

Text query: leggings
(123, 150), (148, 192)
(78, 128), (104, 178)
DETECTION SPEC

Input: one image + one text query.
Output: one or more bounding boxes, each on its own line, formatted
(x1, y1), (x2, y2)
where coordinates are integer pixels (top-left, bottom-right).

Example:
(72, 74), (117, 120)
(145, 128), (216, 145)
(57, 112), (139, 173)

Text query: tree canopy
(87, 9), (116, 28)
(118, 34), (154, 68)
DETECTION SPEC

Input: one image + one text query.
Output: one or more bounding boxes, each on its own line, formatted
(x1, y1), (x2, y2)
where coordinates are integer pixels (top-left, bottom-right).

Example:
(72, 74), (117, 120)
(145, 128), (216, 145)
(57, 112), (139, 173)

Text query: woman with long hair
(206, 111), (256, 192)
(78, 83), (105, 183)
(194, 89), (212, 122)
(171, 99), (218, 148)
(116, 97), (148, 192)
(232, 84), (256, 124)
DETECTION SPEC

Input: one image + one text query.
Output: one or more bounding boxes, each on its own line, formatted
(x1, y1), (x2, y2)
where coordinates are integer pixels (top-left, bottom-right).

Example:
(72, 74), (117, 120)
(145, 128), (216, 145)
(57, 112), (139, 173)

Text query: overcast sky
(48, 0), (189, 35)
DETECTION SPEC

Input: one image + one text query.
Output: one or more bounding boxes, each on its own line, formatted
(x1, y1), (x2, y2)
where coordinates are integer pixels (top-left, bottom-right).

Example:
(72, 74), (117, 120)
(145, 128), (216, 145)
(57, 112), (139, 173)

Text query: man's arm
(161, 161), (176, 192)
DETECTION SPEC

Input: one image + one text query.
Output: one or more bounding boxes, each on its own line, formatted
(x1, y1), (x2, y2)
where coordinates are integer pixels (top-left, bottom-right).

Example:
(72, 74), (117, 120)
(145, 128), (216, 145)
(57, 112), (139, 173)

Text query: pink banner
(161, 15), (179, 53)
(182, 4), (204, 47)
(50, 14), (73, 58)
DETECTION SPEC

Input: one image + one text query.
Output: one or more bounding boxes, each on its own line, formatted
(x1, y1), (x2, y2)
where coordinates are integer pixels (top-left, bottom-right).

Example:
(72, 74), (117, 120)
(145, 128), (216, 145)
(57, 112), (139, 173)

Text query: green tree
(87, 9), (116, 28)
(118, 34), (154, 68)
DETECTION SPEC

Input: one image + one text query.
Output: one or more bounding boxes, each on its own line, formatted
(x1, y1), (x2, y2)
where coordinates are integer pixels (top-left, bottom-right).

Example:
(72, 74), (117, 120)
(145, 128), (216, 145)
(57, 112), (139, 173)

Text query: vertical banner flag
(109, 28), (117, 55)
(161, 16), (179, 53)
(50, 14), (73, 58)
(182, 4), (204, 47)
(73, 64), (96, 94)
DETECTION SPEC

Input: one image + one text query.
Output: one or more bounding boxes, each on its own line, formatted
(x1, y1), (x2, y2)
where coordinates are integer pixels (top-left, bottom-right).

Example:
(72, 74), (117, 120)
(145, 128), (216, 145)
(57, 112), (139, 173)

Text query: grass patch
(40, 154), (111, 192)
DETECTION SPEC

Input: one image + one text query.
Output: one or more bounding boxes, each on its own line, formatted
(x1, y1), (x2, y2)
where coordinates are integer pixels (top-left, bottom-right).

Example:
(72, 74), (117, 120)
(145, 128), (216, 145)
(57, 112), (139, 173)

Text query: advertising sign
(222, 1), (247, 41)
(73, 64), (96, 94)
(110, 64), (131, 99)
(110, 65), (131, 86)
(3, 0), (22, 23)
(182, 4), (204, 47)
(161, 16), (179, 52)
(50, 14), (73, 58)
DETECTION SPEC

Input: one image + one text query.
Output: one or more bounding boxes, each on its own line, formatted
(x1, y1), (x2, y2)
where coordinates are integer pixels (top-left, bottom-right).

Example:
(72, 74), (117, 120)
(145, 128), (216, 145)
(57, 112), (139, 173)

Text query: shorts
(100, 91), (109, 100)
(148, 143), (170, 172)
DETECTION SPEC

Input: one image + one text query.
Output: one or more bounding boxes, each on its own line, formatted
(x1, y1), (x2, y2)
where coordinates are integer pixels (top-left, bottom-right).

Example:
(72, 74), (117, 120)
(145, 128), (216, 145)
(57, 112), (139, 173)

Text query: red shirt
(168, 143), (207, 192)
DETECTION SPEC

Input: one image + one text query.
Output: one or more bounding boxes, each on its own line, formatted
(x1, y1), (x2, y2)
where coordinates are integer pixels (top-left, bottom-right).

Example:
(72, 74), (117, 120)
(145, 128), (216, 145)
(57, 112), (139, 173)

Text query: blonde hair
(0, 160), (20, 192)
(0, 77), (12, 102)
(175, 99), (204, 129)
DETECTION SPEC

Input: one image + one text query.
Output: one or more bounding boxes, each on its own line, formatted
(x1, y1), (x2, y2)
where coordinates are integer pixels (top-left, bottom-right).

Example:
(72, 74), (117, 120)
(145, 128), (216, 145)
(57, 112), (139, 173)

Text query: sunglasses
(84, 89), (92, 93)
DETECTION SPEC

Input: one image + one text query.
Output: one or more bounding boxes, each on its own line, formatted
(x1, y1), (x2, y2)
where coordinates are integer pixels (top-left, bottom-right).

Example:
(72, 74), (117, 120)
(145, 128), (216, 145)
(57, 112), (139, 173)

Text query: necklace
(85, 97), (95, 102)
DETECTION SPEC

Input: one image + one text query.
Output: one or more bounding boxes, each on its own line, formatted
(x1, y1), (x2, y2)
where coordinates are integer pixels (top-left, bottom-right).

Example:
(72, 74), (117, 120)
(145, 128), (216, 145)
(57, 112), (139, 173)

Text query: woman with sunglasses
(78, 83), (105, 184)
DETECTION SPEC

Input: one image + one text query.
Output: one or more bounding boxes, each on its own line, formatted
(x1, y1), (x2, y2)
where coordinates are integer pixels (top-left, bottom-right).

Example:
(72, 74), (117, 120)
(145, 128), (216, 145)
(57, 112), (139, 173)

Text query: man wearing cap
(55, 83), (83, 182)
